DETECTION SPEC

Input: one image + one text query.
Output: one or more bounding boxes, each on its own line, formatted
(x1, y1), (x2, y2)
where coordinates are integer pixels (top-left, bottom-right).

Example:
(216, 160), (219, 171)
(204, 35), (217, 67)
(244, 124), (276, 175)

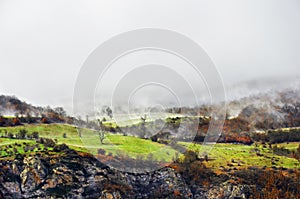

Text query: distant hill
(0, 95), (74, 125)
(229, 89), (300, 130)
(0, 95), (38, 117)
(1, 88), (299, 131)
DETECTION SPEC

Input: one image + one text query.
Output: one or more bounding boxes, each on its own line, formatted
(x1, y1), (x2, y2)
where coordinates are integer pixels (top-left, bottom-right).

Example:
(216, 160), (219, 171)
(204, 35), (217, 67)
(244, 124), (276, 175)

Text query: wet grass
(179, 142), (300, 169)
(0, 124), (299, 169)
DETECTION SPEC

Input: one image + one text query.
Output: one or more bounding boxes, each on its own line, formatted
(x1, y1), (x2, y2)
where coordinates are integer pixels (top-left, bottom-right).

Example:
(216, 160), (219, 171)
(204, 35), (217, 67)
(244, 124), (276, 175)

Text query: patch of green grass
(0, 124), (179, 161)
(0, 138), (49, 157)
(102, 121), (118, 128)
(179, 142), (300, 169)
(1, 124), (299, 168)
(80, 131), (179, 161)
(0, 138), (34, 146)
(0, 124), (86, 145)
(2, 116), (15, 119)
(276, 142), (300, 150)
(101, 113), (185, 127)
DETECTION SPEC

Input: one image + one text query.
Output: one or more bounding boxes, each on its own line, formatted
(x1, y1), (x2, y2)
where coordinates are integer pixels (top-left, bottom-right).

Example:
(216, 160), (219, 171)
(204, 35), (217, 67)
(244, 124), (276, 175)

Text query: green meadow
(0, 124), (299, 169)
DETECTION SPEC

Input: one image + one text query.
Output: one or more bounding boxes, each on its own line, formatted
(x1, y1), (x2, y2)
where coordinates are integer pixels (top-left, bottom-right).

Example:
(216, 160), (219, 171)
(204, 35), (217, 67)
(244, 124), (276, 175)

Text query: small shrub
(17, 129), (27, 139)
(53, 144), (69, 152)
(12, 118), (21, 126)
(41, 117), (49, 124)
(98, 148), (106, 155)
(7, 132), (14, 139)
(38, 138), (56, 148)
(31, 131), (39, 139)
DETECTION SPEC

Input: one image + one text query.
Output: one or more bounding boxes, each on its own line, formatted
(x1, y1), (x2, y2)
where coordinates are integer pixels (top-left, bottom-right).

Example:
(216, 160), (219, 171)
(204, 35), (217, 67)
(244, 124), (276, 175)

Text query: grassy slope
(0, 138), (49, 157)
(0, 124), (178, 161)
(102, 113), (184, 127)
(180, 142), (300, 169)
(0, 124), (299, 168)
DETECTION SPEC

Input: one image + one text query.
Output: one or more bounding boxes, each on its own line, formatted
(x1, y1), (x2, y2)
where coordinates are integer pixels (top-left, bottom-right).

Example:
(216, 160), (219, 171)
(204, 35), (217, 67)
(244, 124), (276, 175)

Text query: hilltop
(0, 95), (75, 125)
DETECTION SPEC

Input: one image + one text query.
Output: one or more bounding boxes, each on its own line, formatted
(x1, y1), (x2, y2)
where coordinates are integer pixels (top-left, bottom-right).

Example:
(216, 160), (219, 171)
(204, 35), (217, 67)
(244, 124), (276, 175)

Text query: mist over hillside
(0, 78), (300, 117)
(1, 79), (299, 132)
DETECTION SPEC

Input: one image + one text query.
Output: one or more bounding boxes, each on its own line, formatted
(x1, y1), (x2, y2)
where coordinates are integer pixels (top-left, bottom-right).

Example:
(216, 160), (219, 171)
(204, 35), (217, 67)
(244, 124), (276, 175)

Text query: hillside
(0, 90), (299, 198)
(0, 95), (75, 125)
(0, 137), (299, 198)
(0, 95), (42, 117)
(228, 89), (300, 130)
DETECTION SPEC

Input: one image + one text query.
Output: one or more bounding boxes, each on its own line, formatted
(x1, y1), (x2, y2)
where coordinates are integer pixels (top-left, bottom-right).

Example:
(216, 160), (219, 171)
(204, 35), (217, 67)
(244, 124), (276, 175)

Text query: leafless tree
(97, 119), (105, 144)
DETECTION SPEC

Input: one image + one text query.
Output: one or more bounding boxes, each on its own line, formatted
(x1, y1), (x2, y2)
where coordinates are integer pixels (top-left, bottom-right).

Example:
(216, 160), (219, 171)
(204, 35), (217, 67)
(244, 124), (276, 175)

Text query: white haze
(0, 0), (299, 114)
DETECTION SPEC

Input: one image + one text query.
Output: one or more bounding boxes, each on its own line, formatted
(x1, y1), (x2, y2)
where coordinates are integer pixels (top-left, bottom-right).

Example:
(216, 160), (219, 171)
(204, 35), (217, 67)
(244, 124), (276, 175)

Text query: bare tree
(97, 119), (105, 144)
(76, 126), (82, 138)
(139, 114), (147, 138)
(141, 114), (147, 123)
(86, 115), (89, 124)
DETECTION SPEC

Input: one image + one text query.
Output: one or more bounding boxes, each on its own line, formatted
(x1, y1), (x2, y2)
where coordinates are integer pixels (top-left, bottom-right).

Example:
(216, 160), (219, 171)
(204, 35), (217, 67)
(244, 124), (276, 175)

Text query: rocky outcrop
(205, 182), (252, 199)
(0, 147), (191, 199)
(0, 147), (253, 199)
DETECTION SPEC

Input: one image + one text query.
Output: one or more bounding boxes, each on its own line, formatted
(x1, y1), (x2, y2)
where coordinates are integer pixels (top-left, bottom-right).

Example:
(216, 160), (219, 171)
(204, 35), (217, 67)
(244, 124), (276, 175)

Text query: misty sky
(0, 0), (299, 113)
